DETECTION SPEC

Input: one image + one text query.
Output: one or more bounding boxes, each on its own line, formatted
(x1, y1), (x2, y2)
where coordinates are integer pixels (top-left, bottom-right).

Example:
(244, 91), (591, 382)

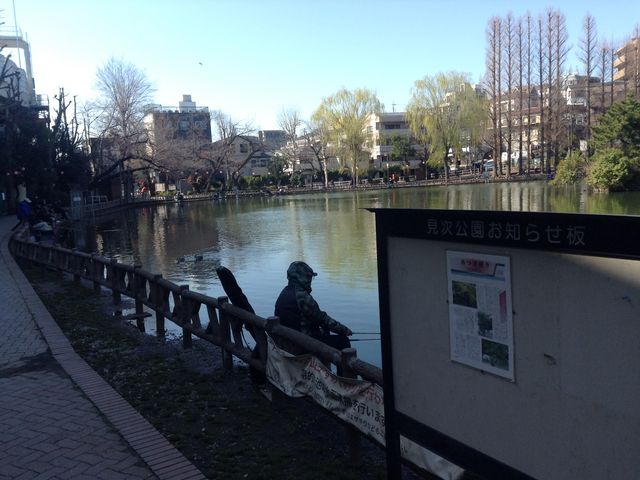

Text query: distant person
(12, 197), (32, 231)
(274, 261), (352, 354)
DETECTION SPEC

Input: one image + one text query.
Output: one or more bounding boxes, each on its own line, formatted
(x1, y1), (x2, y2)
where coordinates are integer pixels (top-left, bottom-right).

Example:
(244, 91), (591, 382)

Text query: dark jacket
(274, 279), (350, 338)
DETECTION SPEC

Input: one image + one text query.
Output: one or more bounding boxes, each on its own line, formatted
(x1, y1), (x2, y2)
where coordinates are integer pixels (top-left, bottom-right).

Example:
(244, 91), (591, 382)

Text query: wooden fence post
(265, 317), (287, 406)
(152, 274), (165, 337)
(110, 259), (121, 306)
(72, 249), (80, 285)
(133, 265), (145, 332)
(91, 253), (101, 294)
(180, 285), (192, 349)
(342, 347), (363, 466)
(218, 296), (233, 370)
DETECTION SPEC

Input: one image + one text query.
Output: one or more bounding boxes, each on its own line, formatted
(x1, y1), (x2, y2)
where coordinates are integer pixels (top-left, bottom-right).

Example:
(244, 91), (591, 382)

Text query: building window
(239, 143), (248, 153)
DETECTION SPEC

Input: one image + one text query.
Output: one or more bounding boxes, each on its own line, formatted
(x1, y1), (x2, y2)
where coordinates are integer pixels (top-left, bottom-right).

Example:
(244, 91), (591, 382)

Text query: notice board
(371, 208), (640, 480)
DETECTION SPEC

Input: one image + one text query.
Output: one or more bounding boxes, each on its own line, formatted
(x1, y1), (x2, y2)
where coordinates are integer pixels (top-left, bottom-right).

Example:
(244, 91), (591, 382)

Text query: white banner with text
(266, 336), (463, 480)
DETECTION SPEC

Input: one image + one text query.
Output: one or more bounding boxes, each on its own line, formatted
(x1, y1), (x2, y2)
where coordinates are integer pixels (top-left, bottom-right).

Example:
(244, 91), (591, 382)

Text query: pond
(87, 181), (640, 366)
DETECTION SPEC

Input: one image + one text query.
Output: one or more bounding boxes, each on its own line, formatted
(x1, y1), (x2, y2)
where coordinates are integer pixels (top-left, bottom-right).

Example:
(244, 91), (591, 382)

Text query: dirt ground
(21, 263), (460, 480)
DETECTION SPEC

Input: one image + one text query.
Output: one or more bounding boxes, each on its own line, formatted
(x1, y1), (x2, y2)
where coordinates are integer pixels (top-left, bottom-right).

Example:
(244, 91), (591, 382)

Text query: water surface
(90, 181), (640, 365)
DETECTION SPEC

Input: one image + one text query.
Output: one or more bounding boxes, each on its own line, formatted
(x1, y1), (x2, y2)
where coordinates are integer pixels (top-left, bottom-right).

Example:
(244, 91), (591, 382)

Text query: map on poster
(446, 251), (514, 381)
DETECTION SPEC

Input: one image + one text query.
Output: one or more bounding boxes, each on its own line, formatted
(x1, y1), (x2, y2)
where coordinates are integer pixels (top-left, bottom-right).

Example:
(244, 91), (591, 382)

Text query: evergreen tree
(591, 96), (640, 160)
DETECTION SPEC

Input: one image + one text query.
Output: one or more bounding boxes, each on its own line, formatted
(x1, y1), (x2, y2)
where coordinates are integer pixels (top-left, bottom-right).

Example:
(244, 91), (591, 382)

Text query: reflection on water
(86, 181), (640, 366)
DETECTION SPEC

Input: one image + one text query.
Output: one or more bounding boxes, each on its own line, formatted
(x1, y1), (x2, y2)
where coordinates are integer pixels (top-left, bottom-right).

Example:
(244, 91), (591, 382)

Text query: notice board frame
(370, 208), (640, 479)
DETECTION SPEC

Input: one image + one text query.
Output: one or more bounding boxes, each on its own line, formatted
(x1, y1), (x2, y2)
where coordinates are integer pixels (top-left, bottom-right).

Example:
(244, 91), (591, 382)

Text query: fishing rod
(350, 338), (381, 342)
(351, 332), (380, 335)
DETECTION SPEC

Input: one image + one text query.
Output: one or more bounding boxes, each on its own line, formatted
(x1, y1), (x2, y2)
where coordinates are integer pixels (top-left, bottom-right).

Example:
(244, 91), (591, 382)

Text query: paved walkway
(0, 216), (206, 480)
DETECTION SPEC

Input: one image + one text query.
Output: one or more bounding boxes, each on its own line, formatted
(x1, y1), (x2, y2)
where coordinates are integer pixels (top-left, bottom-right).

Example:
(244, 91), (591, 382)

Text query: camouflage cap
(287, 261), (317, 283)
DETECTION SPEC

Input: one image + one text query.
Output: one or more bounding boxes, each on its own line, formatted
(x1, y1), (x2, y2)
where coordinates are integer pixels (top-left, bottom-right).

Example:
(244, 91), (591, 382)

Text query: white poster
(446, 251), (514, 380)
(266, 336), (464, 480)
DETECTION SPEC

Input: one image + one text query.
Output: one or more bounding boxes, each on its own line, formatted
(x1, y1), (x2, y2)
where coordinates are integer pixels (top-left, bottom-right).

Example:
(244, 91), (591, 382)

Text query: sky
(3, 0), (640, 131)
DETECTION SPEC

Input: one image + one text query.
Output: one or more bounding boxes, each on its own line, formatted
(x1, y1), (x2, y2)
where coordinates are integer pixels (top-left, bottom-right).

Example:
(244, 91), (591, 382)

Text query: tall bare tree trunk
(580, 14), (597, 158)
(503, 13), (514, 178)
(517, 16), (525, 175)
(546, 9), (555, 168)
(634, 25), (640, 99)
(497, 18), (503, 177)
(537, 15), (546, 171)
(599, 43), (609, 116)
(526, 13), (533, 171)
(554, 11), (568, 165)
(486, 17), (501, 177)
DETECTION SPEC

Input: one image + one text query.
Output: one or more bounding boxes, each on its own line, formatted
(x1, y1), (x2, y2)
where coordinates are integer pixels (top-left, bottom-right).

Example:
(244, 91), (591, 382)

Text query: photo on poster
(477, 311), (493, 338)
(452, 281), (478, 308)
(481, 339), (509, 370)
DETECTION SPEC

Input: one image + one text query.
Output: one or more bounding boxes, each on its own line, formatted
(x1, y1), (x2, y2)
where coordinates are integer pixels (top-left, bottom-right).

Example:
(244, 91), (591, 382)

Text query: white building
(0, 27), (37, 106)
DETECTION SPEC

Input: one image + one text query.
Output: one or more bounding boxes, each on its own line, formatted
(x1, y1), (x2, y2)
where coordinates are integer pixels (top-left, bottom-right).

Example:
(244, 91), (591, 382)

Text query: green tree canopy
(407, 72), (487, 179)
(389, 135), (416, 163)
(312, 88), (382, 185)
(591, 96), (640, 160)
(587, 148), (636, 192)
(551, 152), (587, 186)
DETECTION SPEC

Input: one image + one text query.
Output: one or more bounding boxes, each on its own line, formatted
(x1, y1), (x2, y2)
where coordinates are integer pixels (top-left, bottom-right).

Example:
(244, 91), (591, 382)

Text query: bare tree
(516, 16), (525, 174)
(502, 13), (515, 177)
(302, 119), (331, 187)
(545, 9), (556, 166)
(553, 10), (569, 164)
(579, 14), (598, 153)
(610, 43), (616, 104)
(277, 108), (302, 175)
(633, 24), (640, 99)
(497, 17), (503, 176)
(146, 118), (206, 184)
(51, 88), (88, 181)
(597, 41), (611, 116)
(526, 12), (533, 171)
(485, 17), (501, 172)
(537, 14), (547, 170)
(199, 111), (262, 189)
(90, 58), (157, 193)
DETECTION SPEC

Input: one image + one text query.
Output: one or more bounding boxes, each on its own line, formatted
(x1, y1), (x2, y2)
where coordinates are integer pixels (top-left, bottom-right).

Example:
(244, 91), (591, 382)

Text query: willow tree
(407, 72), (487, 181)
(312, 88), (382, 185)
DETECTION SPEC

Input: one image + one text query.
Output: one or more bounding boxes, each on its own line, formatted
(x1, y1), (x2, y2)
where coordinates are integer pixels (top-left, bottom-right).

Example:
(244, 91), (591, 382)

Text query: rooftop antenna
(391, 102), (397, 112)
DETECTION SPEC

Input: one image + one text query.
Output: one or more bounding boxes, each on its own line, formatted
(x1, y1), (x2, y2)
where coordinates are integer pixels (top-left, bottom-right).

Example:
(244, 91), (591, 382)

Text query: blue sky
(4, 0), (640, 130)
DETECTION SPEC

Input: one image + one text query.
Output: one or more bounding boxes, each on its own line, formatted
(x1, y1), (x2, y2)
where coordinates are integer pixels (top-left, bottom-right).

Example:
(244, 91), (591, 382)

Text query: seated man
(274, 261), (352, 354)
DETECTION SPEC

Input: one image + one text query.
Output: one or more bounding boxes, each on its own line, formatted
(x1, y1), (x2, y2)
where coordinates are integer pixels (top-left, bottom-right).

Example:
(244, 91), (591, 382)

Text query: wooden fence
(8, 236), (382, 383)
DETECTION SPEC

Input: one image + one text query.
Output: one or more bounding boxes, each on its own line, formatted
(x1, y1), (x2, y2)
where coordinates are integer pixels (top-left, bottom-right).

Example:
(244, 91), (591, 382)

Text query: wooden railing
(8, 236), (383, 386)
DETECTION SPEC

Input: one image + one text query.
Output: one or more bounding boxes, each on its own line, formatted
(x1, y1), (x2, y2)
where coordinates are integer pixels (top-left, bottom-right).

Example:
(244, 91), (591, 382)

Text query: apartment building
(144, 95), (212, 147)
(490, 74), (616, 167)
(367, 112), (411, 164)
(614, 37), (639, 86)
